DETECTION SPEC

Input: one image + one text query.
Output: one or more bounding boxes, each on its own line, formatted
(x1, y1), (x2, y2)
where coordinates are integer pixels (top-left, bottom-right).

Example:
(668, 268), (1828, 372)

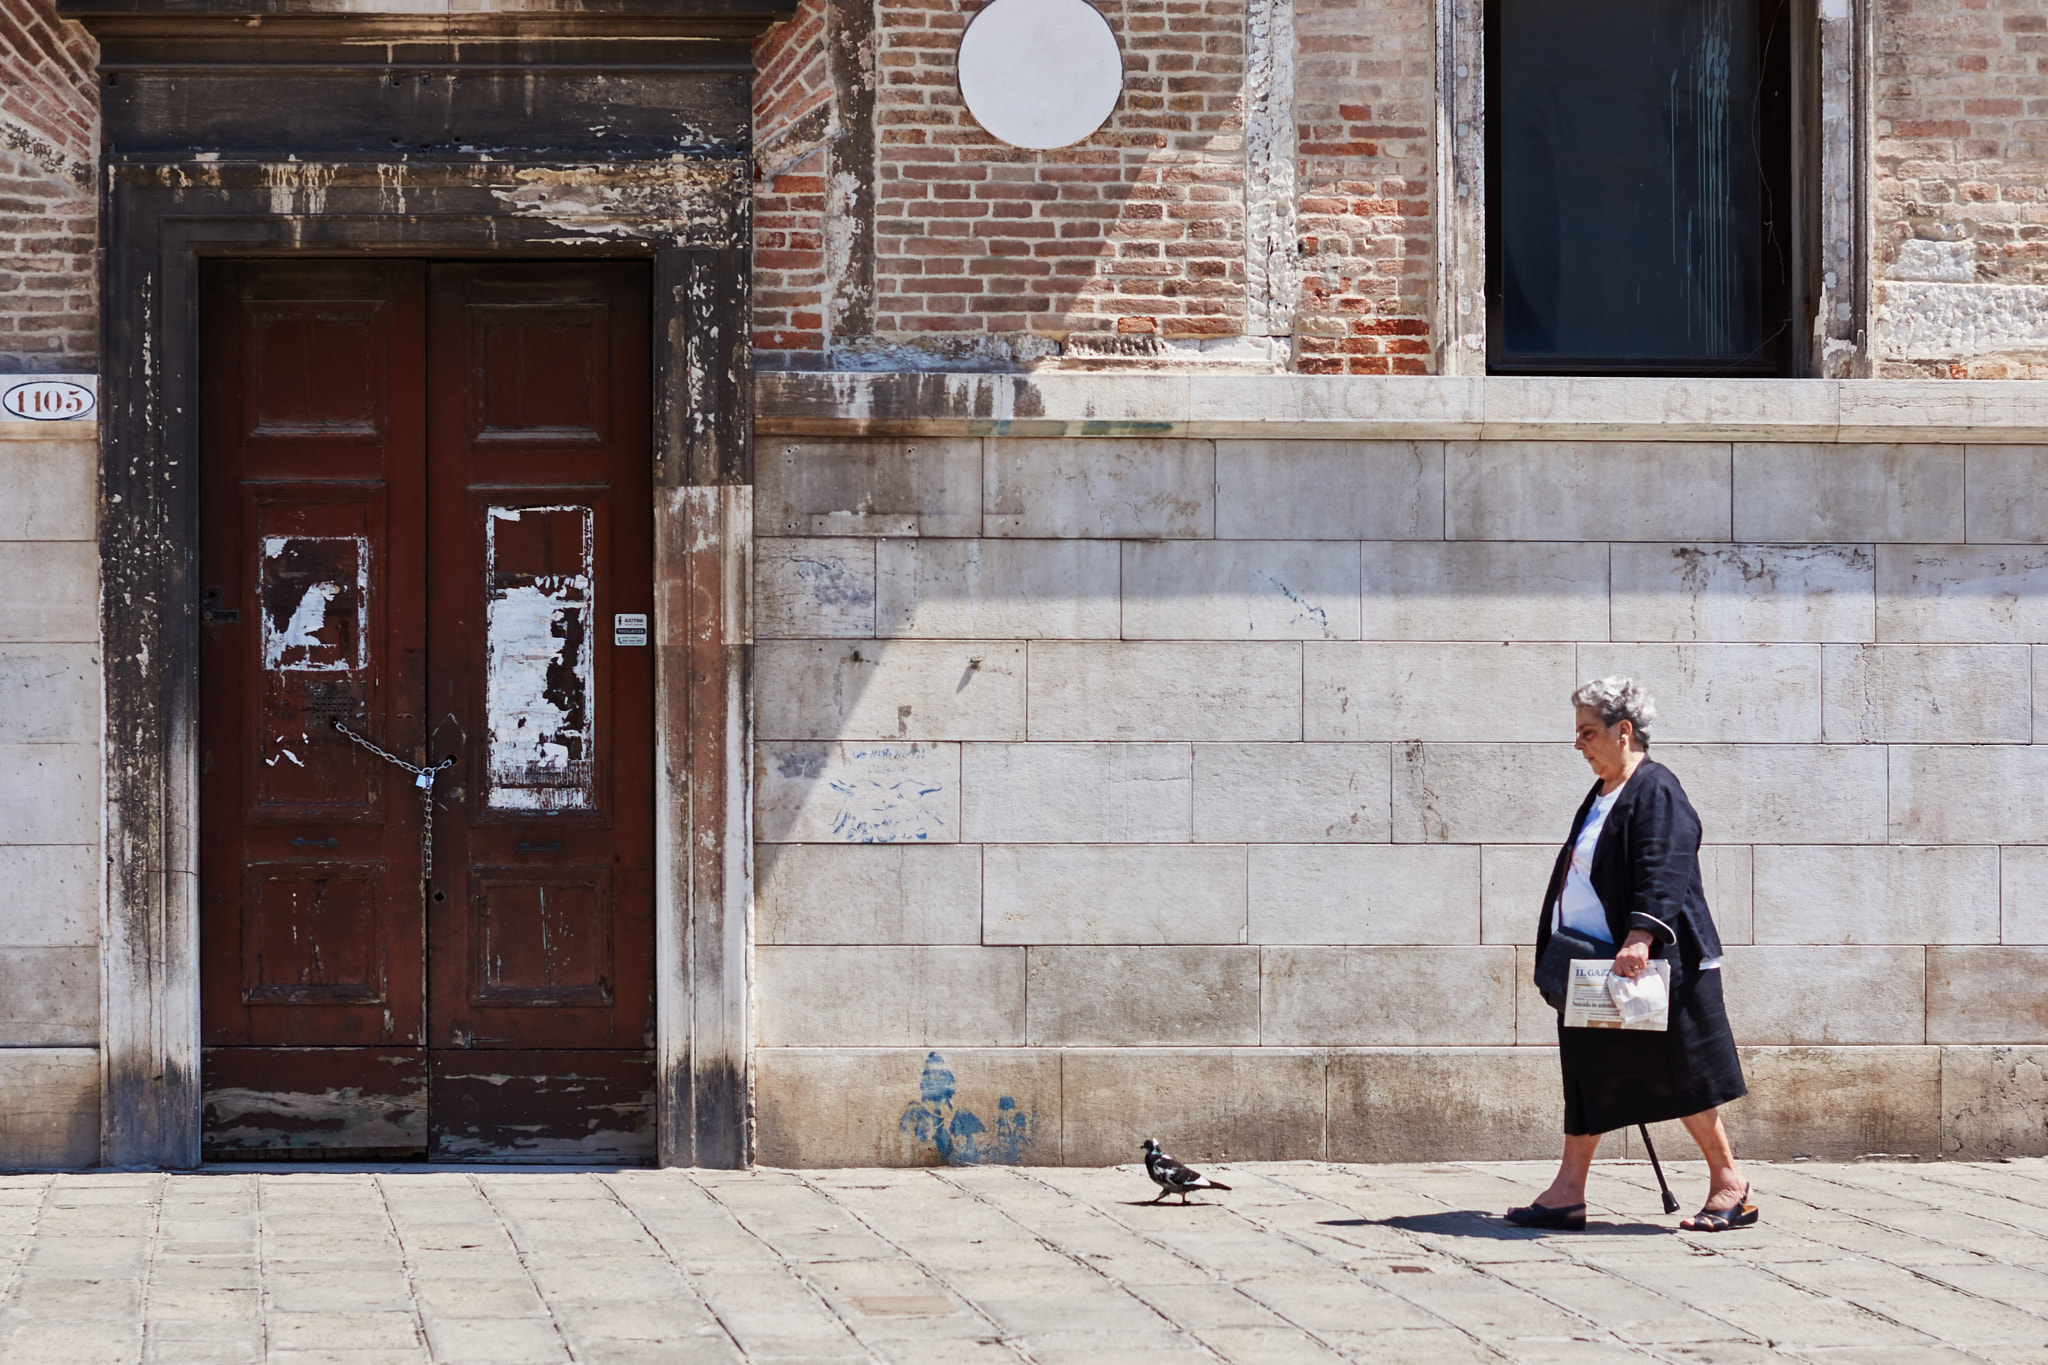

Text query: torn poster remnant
(486, 505), (596, 811)
(261, 535), (368, 672)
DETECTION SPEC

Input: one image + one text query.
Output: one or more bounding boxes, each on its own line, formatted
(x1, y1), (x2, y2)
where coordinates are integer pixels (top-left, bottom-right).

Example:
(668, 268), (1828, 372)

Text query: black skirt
(1556, 965), (1746, 1135)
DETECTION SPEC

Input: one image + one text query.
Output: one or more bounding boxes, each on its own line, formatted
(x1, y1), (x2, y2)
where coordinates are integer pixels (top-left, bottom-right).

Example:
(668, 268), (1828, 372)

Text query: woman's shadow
(1324, 1212), (1668, 1238)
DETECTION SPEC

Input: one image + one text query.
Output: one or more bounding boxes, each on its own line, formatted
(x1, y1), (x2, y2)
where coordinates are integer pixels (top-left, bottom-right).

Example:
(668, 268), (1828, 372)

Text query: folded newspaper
(1562, 958), (1671, 1031)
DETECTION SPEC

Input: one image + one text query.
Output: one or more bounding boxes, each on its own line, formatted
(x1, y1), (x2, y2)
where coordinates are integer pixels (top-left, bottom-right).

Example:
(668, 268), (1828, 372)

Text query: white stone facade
(19, 379), (2048, 1167)
(0, 420), (100, 1168)
(750, 376), (2048, 1167)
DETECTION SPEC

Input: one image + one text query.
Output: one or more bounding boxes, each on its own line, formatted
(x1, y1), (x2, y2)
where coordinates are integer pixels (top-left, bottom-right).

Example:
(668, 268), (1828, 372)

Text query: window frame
(1481, 0), (1809, 378)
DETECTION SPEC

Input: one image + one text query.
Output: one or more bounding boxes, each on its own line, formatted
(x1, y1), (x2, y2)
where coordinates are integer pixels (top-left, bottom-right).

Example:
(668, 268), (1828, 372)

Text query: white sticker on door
(485, 506), (596, 811)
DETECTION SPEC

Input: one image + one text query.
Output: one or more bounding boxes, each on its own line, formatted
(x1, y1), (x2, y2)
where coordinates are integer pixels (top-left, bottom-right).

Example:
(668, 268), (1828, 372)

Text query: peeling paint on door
(260, 535), (368, 672)
(201, 1047), (427, 1158)
(485, 505), (596, 811)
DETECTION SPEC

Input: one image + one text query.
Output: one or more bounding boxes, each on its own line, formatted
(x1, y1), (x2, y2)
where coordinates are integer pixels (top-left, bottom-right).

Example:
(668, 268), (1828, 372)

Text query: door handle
(201, 585), (239, 624)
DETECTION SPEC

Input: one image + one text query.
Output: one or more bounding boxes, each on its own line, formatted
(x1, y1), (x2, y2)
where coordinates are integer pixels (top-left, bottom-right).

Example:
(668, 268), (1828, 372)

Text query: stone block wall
(0, 420), (101, 1168)
(750, 427), (2048, 1166)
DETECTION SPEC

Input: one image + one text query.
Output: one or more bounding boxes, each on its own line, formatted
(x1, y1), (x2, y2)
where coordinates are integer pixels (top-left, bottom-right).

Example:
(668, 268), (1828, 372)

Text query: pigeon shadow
(1324, 1212), (1668, 1238)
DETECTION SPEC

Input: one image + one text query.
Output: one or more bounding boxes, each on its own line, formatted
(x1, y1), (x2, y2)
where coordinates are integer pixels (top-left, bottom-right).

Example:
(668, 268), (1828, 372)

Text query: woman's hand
(1613, 930), (1655, 978)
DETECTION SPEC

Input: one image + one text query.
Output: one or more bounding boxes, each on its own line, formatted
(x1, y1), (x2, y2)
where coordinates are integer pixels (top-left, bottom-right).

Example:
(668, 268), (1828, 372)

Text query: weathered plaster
(0, 111), (93, 191)
(827, 334), (1064, 374)
(755, 371), (2048, 442)
(1063, 334), (1288, 370)
(1812, 0), (1871, 377)
(754, 102), (836, 184)
(822, 0), (876, 350)
(657, 483), (754, 1167)
(492, 162), (747, 244)
(1243, 0), (1298, 340)
(822, 333), (1287, 374)
(1876, 282), (2048, 364)
(1432, 0), (1482, 376)
(1890, 239), (1975, 285)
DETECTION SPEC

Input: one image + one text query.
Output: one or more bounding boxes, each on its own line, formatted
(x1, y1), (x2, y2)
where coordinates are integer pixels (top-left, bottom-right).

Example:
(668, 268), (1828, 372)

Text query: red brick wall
(1291, 0), (1433, 375)
(26, 0), (2041, 381)
(870, 0), (1248, 351)
(753, 0), (833, 361)
(0, 0), (96, 373)
(1874, 0), (2048, 377)
(749, 0), (1443, 373)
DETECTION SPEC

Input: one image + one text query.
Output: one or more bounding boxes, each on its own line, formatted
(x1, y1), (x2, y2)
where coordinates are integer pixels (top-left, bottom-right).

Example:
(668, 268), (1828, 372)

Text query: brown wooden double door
(198, 260), (655, 1162)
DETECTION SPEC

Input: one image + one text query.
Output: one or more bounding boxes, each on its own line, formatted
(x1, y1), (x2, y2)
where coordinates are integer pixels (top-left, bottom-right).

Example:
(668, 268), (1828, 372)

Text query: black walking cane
(1638, 1124), (1681, 1214)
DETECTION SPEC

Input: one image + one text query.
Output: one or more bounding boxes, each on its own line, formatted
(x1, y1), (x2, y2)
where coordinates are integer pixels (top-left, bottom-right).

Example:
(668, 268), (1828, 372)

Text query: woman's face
(1574, 705), (1635, 782)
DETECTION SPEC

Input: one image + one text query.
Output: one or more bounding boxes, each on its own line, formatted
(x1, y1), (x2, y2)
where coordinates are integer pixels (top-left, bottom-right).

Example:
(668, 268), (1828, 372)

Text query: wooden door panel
(200, 260), (429, 1153)
(245, 300), (388, 440)
(471, 303), (611, 444)
(244, 493), (383, 819)
(202, 1047), (428, 1159)
(427, 262), (654, 1075)
(202, 259), (652, 1161)
(429, 1051), (653, 1163)
(471, 867), (615, 1008)
(239, 860), (388, 1009)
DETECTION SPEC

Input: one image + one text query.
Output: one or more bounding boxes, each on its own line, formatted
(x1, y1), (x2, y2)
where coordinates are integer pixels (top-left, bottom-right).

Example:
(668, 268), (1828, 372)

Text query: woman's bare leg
(1530, 1132), (1603, 1207)
(1675, 1108), (1747, 1225)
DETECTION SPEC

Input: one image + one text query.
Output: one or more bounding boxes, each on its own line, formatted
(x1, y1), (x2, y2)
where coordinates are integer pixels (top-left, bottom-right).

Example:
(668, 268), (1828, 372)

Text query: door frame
(98, 157), (755, 1168)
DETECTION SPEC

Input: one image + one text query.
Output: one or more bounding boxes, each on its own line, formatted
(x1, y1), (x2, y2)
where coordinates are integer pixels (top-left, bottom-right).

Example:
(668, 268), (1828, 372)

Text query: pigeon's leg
(1151, 1188), (1169, 1204)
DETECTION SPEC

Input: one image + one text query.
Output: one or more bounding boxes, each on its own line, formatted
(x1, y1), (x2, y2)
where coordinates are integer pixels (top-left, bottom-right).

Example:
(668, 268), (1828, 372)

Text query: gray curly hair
(1572, 676), (1656, 749)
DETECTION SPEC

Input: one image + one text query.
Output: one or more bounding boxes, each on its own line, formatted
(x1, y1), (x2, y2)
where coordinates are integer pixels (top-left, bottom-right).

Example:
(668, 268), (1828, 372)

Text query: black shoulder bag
(1533, 921), (1610, 1012)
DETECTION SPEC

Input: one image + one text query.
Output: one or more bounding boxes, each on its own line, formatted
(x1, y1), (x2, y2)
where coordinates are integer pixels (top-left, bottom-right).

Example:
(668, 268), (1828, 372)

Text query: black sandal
(1681, 1183), (1757, 1232)
(1504, 1201), (1586, 1231)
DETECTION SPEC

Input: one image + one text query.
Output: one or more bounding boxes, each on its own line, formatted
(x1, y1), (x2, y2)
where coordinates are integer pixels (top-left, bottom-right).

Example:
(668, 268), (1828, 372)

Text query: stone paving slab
(5, 1161), (2048, 1363)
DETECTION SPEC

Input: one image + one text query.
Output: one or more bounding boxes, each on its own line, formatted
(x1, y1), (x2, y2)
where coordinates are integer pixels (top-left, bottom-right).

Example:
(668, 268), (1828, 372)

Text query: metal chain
(330, 720), (455, 889)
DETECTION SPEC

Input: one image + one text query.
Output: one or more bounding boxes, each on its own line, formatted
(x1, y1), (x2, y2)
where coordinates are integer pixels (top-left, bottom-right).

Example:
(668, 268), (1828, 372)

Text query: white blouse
(1555, 785), (1622, 943)
(1552, 774), (1723, 970)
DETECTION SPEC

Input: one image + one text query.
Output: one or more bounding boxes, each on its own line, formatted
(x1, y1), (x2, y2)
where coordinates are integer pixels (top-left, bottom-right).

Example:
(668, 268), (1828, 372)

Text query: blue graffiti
(899, 1052), (1034, 1165)
(1257, 570), (1331, 634)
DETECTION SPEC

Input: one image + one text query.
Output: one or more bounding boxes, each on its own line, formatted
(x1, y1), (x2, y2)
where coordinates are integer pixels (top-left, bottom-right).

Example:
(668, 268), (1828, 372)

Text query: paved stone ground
(7, 1160), (2048, 1363)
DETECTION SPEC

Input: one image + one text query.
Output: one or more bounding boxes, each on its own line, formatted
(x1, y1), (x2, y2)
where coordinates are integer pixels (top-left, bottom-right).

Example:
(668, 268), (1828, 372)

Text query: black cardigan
(1534, 757), (1725, 971)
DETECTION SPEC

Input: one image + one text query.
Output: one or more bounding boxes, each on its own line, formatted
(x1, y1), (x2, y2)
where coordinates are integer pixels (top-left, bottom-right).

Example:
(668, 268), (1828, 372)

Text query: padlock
(415, 771), (434, 790)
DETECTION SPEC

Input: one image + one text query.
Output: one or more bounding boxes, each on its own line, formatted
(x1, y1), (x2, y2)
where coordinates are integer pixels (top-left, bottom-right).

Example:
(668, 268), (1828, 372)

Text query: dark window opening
(1485, 0), (1798, 376)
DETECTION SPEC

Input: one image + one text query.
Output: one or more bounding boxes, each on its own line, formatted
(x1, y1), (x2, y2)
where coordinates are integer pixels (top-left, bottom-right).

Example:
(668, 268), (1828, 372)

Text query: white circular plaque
(958, 0), (1124, 150)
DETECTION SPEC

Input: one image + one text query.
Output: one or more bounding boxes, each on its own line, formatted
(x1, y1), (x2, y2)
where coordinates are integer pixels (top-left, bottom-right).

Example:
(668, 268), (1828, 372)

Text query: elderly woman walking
(1506, 678), (1756, 1233)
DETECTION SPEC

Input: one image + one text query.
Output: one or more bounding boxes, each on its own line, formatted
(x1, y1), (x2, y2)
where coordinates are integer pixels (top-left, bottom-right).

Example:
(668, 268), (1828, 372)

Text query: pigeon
(1141, 1137), (1231, 1204)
